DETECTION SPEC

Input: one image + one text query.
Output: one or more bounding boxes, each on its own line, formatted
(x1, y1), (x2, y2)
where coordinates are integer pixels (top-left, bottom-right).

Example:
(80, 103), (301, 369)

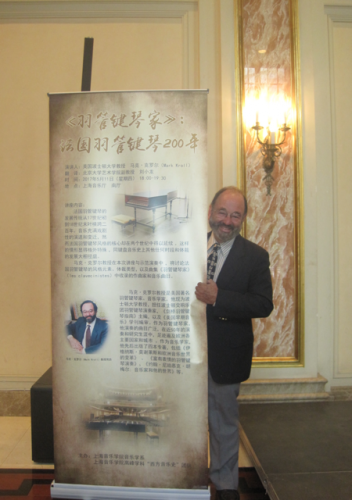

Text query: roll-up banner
(49, 90), (209, 499)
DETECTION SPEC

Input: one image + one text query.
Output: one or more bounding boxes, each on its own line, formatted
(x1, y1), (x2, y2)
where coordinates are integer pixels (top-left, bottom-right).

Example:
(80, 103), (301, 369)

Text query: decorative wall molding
(0, 376), (38, 390)
(325, 4), (352, 23)
(327, 11), (352, 380)
(219, 0), (237, 186)
(0, 1), (197, 21)
(239, 375), (329, 402)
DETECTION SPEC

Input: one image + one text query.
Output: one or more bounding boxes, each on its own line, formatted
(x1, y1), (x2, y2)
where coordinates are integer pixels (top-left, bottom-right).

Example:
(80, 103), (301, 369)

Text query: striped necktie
(86, 324), (91, 348)
(207, 243), (220, 280)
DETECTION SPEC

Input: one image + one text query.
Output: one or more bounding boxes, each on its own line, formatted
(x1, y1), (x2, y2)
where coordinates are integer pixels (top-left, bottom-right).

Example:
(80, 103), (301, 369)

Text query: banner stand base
(50, 481), (210, 500)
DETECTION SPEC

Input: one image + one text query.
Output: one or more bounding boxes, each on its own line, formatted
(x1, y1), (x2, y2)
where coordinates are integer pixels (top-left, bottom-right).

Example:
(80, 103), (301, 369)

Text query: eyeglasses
(214, 209), (243, 221)
(82, 309), (95, 315)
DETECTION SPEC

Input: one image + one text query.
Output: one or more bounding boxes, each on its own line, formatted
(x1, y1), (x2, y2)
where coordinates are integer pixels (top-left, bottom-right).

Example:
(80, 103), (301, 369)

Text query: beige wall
(2, 0), (352, 391)
(297, 0), (352, 388)
(0, 12), (187, 385)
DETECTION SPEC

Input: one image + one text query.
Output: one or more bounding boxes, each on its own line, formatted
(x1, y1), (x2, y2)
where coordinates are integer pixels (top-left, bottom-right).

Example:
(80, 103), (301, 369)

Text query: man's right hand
(68, 336), (83, 352)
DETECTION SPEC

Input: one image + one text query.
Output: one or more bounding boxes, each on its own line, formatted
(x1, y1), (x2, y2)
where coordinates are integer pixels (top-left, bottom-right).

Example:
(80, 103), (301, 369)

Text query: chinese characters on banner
(49, 91), (208, 491)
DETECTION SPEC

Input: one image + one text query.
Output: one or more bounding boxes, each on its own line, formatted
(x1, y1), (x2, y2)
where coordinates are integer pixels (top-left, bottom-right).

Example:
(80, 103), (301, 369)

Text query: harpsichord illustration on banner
(111, 189), (190, 234)
(84, 386), (171, 442)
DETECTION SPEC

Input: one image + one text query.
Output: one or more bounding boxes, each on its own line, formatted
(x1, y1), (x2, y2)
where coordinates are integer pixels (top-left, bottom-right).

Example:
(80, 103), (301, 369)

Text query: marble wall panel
(240, 0), (297, 359)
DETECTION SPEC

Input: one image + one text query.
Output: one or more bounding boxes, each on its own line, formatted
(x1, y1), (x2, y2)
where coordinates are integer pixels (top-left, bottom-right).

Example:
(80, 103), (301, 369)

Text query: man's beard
(85, 314), (96, 324)
(209, 217), (242, 243)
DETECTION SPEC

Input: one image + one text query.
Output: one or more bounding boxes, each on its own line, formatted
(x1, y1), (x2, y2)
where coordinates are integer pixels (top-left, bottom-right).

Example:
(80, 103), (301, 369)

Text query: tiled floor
(0, 417), (52, 470)
(0, 416), (253, 469)
(240, 401), (352, 500)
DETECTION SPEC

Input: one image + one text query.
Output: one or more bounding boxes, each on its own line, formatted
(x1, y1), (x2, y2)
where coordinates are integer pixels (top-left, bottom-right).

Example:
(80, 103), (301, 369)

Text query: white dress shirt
(207, 233), (237, 283)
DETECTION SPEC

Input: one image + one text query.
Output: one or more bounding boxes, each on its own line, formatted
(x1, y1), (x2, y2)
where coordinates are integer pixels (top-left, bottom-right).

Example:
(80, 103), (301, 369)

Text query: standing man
(67, 300), (108, 354)
(195, 187), (273, 500)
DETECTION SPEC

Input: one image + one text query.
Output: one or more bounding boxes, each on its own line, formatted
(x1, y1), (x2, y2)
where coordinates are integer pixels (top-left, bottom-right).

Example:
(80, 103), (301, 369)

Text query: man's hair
(80, 300), (98, 313)
(210, 186), (248, 216)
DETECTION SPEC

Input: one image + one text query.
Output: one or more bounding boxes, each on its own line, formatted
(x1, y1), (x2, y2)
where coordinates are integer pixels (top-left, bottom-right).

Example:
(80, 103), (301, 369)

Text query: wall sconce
(244, 95), (292, 196)
(252, 119), (291, 196)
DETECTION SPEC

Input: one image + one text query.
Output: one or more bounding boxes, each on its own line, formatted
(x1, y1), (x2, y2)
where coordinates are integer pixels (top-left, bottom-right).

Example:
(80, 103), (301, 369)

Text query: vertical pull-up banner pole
(49, 89), (209, 499)
(81, 38), (94, 92)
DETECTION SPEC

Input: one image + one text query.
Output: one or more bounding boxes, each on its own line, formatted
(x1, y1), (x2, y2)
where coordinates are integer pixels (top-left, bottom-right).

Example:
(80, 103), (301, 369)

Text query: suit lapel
(91, 319), (101, 345)
(216, 234), (246, 288)
(78, 319), (86, 344)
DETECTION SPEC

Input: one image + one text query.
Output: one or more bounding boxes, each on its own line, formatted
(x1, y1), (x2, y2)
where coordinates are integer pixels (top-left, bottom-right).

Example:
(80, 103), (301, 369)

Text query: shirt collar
(86, 318), (96, 331)
(207, 232), (237, 252)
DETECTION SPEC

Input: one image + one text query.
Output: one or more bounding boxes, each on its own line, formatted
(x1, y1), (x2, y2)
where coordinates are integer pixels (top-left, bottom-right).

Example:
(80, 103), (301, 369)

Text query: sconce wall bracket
(252, 123), (291, 196)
